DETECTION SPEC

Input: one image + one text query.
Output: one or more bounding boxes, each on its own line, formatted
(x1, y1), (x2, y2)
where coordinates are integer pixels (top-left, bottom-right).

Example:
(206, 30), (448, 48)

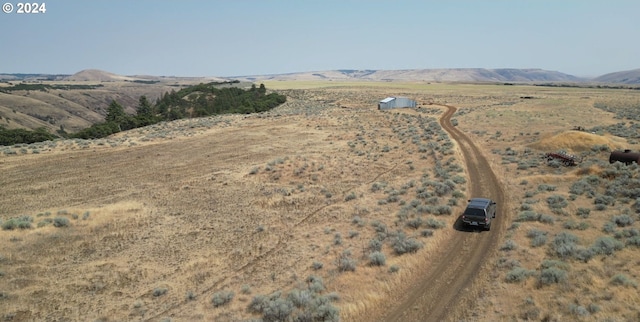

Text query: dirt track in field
(383, 104), (507, 322)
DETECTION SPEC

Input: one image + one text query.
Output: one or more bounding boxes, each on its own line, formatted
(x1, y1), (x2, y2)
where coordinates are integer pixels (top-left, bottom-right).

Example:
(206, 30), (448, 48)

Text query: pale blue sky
(0, 1), (638, 77)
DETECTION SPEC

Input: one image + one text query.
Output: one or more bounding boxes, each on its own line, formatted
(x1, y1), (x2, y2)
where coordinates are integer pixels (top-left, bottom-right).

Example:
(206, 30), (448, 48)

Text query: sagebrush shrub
(369, 238), (383, 252)
(433, 205), (452, 215)
(2, 216), (33, 230)
(602, 222), (617, 233)
(538, 184), (556, 192)
(263, 298), (293, 320)
(344, 192), (357, 201)
(500, 240), (518, 251)
(569, 180), (590, 195)
(211, 291), (234, 307)
(406, 217), (422, 229)
(610, 274), (638, 287)
(569, 304), (590, 317)
(306, 275), (324, 293)
(53, 217), (70, 227)
(618, 228), (639, 238)
(575, 247), (595, 263)
(425, 217), (446, 229)
(371, 221), (388, 234)
(527, 228), (547, 238)
(626, 236), (640, 247)
(505, 267), (535, 283)
(552, 232), (579, 259)
(527, 229), (548, 247)
(546, 194), (568, 209)
(369, 251), (386, 266)
(538, 214), (555, 225)
(391, 232), (423, 255)
(351, 215), (364, 226)
(594, 194), (615, 206)
(576, 207), (591, 218)
(333, 233), (342, 245)
(538, 267), (568, 286)
(497, 257), (521, 269)
(288, 289), (312, 308)
(249, 276), (339, 321)
(612, 214), (634, 227)
(336, 252), (356, 272)
(421, 229), (434, 237)
(590, 236), (624, 255)
(153, 288), (168, 297)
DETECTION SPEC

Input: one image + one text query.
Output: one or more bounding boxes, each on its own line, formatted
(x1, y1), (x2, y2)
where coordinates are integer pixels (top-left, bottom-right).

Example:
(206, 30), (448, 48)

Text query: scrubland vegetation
(1, 81), (640, 321)
(455, 89), (640, 321)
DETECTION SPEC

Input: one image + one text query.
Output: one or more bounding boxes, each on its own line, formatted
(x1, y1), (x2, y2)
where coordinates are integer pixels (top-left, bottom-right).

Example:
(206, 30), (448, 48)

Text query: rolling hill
(0, 70), (231, 134)
(593, 68), (640, 84)
(63, 69), (136, 82)
(235, 68), (585, 83)
(1, 67), (639, 135)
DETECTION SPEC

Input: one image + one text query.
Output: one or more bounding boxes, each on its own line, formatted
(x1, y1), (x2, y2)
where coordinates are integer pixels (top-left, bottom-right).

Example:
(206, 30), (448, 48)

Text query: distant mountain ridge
(0, 69), (228, 82)
(237, 68), (588, 83)
(2, 67), (640, 84)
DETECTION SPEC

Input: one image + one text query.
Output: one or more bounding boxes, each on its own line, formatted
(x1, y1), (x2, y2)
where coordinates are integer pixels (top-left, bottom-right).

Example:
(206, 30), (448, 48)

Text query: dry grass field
(1, 81), (640, 321)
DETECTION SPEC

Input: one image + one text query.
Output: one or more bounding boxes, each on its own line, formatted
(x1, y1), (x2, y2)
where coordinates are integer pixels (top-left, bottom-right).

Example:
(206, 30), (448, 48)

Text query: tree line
(0, 127), (57, 146)
(74, 82), (285, 139)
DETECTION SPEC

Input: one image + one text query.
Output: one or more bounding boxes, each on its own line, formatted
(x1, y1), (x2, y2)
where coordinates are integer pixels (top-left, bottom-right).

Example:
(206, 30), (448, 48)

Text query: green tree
(137, 96), (154, 117)
(105, 100), (126, 124)
(136, 95), (157, 126)
(0, 126), (57, 145)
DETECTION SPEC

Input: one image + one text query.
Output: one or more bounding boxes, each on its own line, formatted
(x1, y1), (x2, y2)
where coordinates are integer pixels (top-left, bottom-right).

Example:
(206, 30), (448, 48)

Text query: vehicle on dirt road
(461, 198), (497, 231)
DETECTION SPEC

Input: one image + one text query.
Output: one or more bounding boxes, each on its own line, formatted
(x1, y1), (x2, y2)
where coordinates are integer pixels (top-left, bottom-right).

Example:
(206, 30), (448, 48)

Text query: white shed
(378, 97), (417, 110)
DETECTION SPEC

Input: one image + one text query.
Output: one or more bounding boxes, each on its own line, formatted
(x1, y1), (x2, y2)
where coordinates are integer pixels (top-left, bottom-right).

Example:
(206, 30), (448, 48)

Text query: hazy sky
(1, 0), (638, 77)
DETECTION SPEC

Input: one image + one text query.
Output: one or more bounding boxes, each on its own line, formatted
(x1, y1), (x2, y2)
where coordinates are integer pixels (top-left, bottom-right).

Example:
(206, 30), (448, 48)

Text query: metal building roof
(380, 97), (395, 103)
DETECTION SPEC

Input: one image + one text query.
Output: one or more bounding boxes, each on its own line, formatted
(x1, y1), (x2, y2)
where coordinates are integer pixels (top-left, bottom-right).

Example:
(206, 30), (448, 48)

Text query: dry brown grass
(0, 89), (465, 321)
(2, 82), (640, 321)
(529, 130), (627, 153)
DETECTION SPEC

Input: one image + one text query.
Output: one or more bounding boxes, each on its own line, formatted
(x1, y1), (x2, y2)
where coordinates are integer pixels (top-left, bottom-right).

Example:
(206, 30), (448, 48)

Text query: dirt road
(383, 105), (506, 321)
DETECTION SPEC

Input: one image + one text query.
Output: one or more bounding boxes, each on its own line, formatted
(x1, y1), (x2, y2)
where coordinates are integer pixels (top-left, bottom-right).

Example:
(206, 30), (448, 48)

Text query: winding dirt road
(383, 105), (507, 321)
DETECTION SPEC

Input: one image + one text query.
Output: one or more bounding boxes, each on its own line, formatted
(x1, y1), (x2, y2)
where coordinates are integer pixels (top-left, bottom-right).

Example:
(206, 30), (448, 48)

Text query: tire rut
(382, 104), (506, 322)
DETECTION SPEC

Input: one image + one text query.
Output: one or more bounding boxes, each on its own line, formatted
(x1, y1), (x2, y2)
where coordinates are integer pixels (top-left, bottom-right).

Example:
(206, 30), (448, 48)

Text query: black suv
(461, 198), (497, 231)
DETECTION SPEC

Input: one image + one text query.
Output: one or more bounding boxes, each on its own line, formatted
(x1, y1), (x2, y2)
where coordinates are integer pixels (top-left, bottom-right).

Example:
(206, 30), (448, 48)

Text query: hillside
(0, 79), (229, 134)
(0, 84), (158, 133)
(593, 68), (640, 84)
(63, 69), (136, 82)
